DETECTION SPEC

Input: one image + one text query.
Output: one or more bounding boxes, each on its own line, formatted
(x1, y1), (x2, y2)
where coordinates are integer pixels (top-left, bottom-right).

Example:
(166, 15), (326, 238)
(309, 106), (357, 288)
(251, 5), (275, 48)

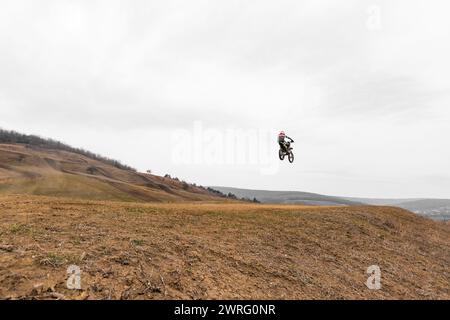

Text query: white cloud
(0, 0), (449, 197)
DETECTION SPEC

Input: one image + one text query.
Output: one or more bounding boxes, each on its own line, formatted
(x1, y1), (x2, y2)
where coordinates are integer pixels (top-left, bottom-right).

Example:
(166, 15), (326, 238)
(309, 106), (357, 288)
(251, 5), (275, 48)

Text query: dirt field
(0, 195), (449, 300)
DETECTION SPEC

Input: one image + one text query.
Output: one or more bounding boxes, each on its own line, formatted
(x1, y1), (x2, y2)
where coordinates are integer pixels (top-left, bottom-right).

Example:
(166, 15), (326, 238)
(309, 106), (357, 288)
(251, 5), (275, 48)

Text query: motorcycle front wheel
(288, 151), (294, 163)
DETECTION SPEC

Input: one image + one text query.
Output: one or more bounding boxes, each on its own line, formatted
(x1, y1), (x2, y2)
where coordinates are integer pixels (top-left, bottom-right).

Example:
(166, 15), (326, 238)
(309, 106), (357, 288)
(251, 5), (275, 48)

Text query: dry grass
(0, 195), (449, 300)
(0, 144), (223, 202)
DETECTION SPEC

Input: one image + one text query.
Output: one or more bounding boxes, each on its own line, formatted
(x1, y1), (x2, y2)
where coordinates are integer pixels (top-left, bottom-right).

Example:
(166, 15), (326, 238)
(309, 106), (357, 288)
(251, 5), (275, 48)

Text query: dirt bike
(279, 140), (294, 163)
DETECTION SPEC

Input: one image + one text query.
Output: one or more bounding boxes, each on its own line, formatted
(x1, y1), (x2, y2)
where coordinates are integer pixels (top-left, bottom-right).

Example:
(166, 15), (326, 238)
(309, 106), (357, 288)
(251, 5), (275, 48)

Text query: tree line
(162, 174), (259, 202)
(206, 187), (260, 203)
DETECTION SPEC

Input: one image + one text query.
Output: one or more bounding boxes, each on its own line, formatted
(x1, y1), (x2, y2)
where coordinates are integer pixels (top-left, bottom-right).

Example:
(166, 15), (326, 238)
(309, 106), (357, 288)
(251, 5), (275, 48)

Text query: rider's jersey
(278, 134), (292, 143)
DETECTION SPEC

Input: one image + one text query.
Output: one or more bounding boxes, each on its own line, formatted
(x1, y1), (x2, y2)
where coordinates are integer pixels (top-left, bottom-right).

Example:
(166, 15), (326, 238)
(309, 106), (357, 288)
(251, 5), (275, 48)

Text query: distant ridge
(210, 186), (364, 206)
(211, 186), (450, 221)
(343, 197), (450, 221)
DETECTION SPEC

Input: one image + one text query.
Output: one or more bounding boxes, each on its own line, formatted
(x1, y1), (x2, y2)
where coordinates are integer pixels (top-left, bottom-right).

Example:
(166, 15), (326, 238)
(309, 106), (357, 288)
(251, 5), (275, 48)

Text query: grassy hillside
(0, 128), (136, 171)
(0, 195), (448, 300)
(0, 144), (223, 202)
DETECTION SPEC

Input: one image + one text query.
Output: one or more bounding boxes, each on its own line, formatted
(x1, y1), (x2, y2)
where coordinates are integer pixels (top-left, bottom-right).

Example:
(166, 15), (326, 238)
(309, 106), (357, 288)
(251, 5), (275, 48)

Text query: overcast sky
(1, 0), (449, 198)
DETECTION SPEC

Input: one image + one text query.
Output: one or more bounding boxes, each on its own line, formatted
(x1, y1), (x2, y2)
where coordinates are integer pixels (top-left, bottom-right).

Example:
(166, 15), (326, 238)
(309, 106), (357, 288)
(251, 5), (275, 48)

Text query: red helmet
(279, 131), (285, 136)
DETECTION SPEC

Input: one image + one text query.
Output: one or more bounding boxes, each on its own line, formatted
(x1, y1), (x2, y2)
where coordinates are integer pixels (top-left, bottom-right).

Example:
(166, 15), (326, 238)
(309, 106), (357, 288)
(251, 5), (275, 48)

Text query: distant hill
(212, 187), (450, 221)
(0, 128), (136, 172)
(210, 186), (363, 206)
(344, 197), (450, 221)
(392, 199), (450, 221)
(343, 197), (422, 206)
